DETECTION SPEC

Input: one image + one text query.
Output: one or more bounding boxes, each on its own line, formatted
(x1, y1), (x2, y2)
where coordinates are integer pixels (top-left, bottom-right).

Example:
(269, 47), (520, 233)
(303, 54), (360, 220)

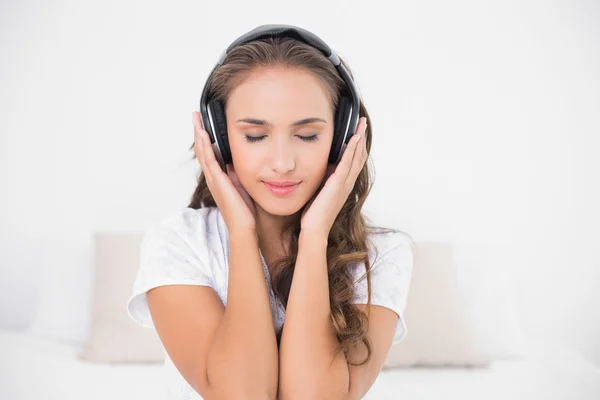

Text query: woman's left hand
(300, 116), (368, 238)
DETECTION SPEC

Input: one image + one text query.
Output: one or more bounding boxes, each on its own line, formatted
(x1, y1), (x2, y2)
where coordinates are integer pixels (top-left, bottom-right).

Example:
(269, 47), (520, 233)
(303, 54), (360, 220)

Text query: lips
(263, 181), (300, 196)
(264, 181), (300, 187)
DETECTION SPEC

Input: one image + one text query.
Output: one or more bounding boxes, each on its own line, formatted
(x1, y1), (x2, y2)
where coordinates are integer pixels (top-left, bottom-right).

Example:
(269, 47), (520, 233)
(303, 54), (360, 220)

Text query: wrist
(229, 226), (258, 242)
(299, 229), (328, 247)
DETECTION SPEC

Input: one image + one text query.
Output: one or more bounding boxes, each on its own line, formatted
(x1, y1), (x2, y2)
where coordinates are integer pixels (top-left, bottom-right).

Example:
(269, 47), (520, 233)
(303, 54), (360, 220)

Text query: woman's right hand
(192, 111), (257, 233)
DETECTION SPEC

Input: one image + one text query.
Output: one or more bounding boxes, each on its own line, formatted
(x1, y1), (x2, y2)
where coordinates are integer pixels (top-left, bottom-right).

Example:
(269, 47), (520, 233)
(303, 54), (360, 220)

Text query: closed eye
(244, 134), (318, 143)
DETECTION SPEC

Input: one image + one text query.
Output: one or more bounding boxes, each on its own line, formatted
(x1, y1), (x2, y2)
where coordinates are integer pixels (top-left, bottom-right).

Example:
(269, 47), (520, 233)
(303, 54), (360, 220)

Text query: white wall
(1, 0), (598, 366)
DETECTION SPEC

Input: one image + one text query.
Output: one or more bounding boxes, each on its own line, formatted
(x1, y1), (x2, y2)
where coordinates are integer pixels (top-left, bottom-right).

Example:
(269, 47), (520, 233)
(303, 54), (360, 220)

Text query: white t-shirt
(126, 206), (414, 400)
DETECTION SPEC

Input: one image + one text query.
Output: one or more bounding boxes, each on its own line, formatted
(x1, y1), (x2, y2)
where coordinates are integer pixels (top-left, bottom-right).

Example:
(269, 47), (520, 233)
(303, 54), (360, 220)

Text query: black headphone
(198, 24), (362, 172)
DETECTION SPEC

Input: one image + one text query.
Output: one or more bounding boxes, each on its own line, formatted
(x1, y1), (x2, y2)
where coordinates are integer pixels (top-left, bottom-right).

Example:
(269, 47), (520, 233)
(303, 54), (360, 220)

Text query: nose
(269, 137), (296, 174)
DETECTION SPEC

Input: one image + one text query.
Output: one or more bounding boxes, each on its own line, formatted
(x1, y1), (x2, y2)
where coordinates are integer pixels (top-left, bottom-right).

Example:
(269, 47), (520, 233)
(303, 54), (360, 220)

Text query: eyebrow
(235, 117), (327, 127)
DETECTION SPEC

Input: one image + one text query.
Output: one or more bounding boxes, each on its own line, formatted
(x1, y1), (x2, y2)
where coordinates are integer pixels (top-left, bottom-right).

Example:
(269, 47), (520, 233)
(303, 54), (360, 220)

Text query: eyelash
(244, 134), (318, 143)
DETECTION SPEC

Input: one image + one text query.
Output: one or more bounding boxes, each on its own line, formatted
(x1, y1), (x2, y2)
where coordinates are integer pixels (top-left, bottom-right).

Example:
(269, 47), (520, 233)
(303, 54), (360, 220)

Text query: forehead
(226, 67), (334, 121)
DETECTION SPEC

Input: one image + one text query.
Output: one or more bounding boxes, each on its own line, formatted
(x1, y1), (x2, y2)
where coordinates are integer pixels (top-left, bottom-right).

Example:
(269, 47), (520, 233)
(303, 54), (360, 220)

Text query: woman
(127, 25), (415, 400)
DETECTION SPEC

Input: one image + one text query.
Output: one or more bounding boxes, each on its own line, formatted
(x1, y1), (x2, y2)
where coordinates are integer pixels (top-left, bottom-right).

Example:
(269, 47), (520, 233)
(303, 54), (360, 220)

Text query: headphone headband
(222, 24), (340, 65)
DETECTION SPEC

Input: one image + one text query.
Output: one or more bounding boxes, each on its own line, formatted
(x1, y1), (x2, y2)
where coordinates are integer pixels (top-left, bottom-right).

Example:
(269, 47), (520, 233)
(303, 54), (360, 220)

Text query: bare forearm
(278, 232), (349, 399)
(206, 228), (279, 398)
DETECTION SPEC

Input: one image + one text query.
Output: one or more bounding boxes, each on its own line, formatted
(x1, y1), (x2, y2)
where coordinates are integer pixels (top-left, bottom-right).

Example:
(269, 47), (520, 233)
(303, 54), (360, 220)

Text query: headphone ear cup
(329, 96), (352, 164)
(208, 100), (232, 165)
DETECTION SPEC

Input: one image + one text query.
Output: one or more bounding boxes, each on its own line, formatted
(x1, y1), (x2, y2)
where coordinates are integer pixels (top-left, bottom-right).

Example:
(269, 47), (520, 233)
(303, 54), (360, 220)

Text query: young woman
(127, 25), (415, 400)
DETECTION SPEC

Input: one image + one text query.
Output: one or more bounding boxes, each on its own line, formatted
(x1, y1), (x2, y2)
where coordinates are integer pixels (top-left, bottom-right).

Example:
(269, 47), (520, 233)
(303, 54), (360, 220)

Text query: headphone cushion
(208, 100), (232, 164)
(330, 96), (352, 164)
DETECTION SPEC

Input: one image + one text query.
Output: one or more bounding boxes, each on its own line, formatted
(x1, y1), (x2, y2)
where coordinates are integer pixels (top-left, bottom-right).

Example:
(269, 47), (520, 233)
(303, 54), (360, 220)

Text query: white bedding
(1, 328), (599, 400)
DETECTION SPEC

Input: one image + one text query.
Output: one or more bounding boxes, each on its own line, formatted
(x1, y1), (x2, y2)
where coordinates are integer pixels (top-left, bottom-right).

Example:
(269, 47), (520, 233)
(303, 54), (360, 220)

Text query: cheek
(230, 134), (253, 161)
(229, 140), (257, 182)
(300, 151), (330, 185)
(231, 156), (259, 185)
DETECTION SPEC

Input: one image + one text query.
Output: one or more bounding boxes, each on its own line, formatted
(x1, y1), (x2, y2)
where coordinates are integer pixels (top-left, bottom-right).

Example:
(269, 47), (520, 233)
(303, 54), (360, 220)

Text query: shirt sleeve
(126, 220), (214, 330)
(351, 232), (415, 345)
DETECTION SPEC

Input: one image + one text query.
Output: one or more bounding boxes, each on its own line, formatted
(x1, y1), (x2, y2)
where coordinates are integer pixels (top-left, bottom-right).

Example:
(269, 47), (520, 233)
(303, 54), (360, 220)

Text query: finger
(363, 124), (368, 161)
(192, 113), (205, 168)
(338, 118), (365, 183)
(198, 118), (226, 181)
(348, 118), (369, 182)
(360, 120), (368, 161)
(339, 133), (361, 184)
(192, 113), (211, 181)
(333, 125), (362, 183)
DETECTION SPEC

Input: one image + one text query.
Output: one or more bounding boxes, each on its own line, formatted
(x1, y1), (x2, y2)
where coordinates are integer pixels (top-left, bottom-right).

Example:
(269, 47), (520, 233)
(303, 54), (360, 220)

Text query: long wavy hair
(187, 36), (413, 366)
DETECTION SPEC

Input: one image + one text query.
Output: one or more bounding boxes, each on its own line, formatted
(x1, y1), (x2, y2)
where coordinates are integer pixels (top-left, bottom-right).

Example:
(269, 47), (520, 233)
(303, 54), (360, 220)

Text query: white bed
(2, 328), (599, 400)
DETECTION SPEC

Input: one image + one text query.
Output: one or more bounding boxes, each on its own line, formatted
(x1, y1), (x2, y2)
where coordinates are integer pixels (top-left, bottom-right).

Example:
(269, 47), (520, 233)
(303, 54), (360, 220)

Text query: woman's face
(225, 66), (335, 217)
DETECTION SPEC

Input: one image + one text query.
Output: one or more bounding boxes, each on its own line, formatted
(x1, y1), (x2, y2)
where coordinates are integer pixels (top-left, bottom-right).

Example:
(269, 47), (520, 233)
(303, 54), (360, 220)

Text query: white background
(1, 0), (599, 367)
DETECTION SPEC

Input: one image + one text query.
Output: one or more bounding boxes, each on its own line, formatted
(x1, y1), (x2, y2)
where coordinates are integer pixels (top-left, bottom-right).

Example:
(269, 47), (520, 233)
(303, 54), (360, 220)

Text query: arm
(148, 228), (279, 399)
(278, 232), (347, 399)
(279, 116), (399, 398)
(179, 112), (278, 397)
(277, 232), (399, 400)
(205, 228), (279, 398)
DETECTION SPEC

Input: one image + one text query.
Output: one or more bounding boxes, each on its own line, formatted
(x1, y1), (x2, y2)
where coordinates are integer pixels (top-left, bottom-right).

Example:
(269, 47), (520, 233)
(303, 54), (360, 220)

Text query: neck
(255, 206), (286, 238)
(254, 205), (299, 262)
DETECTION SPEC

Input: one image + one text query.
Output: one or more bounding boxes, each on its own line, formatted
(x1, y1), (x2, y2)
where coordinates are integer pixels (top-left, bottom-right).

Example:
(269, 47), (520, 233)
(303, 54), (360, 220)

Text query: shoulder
(138, 206), (231, 276)
(365, 229), (415, 271)
(126, 207), (226, 329)
(148, 206), (221, 237)
(143, 206), (226, 250)
(351, 229), (415, 344)
(351, 229), (415, 290)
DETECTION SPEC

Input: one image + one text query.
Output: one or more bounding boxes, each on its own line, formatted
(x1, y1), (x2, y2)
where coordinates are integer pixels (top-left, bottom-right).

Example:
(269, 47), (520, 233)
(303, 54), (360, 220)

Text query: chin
(254, 182), (310, 217)
(255, 197), (305, 217)
(266, 205), (303, 217)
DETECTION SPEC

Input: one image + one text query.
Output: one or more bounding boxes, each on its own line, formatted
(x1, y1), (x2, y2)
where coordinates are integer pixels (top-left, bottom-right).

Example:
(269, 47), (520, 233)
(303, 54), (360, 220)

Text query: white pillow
(78, 233), (164, 363)
(384, 241), (526, 368)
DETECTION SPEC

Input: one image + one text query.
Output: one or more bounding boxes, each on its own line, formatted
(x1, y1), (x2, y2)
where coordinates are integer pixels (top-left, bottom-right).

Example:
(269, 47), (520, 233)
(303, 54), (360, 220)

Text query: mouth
(263, 181), (300, 196)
